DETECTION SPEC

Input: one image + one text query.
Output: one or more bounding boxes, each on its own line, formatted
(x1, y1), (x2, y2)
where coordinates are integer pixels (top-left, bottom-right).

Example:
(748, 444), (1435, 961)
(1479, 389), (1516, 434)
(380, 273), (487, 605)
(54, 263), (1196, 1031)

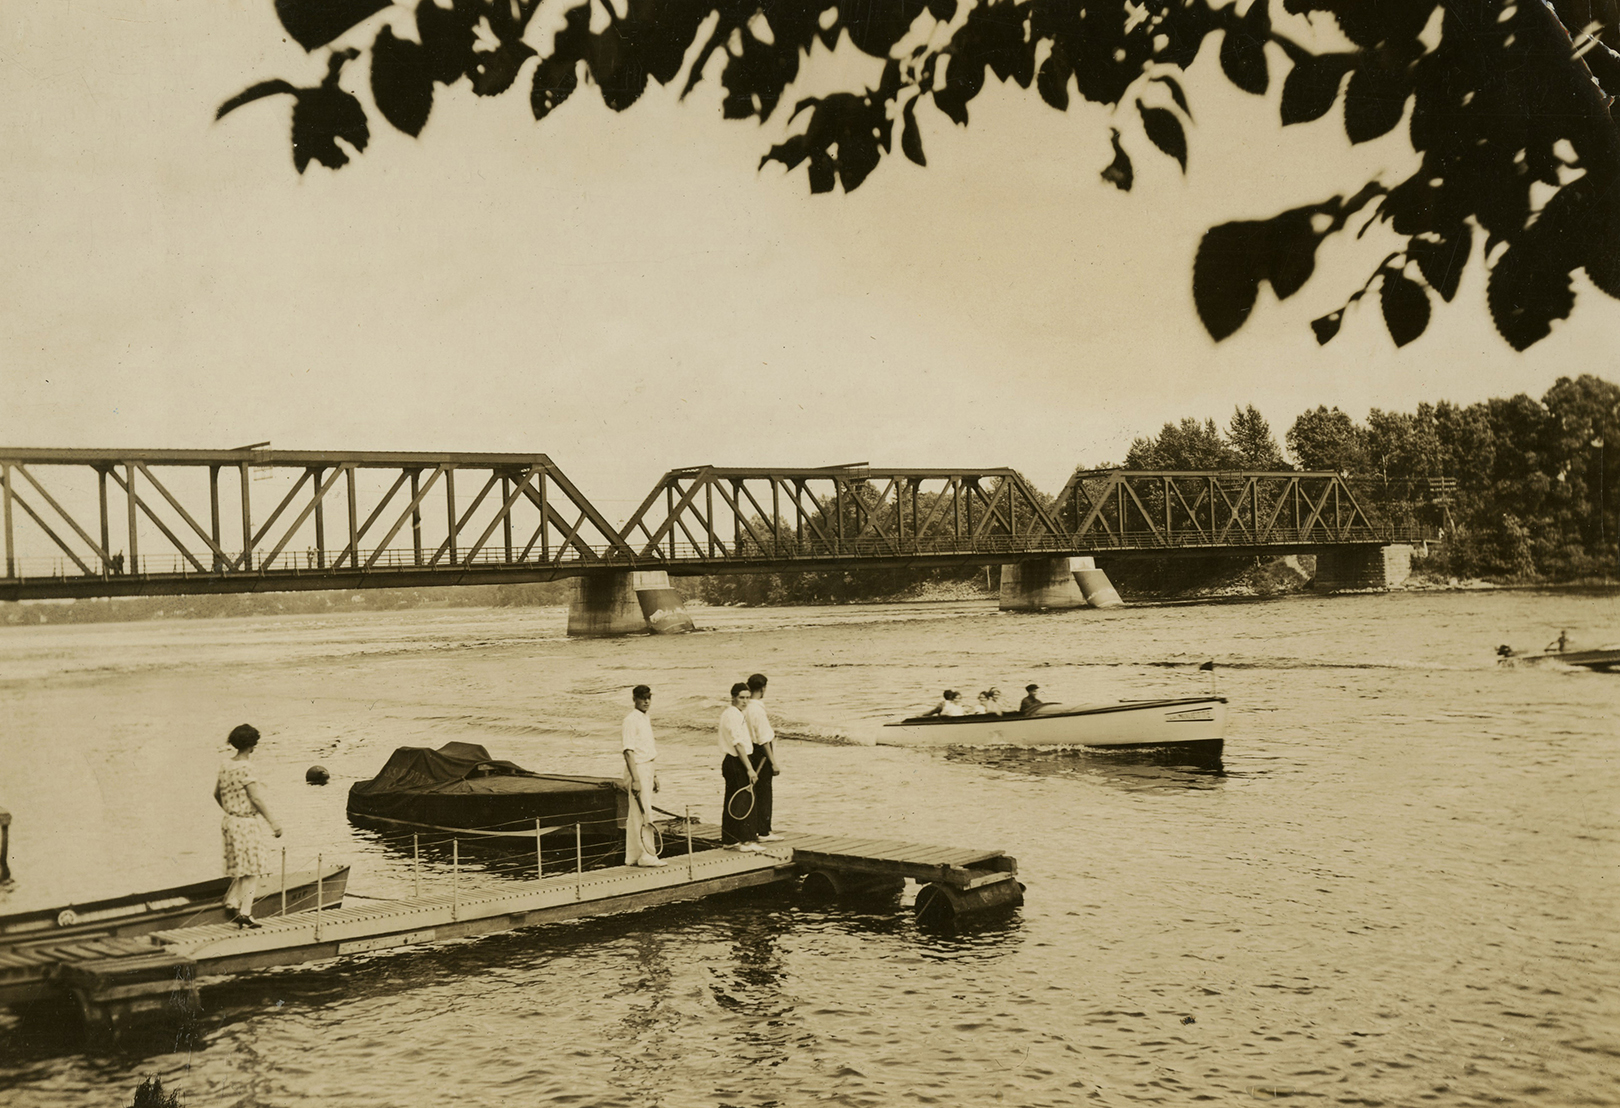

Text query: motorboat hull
(346, 741), (627, 841)
(882, 696), (1226, 751)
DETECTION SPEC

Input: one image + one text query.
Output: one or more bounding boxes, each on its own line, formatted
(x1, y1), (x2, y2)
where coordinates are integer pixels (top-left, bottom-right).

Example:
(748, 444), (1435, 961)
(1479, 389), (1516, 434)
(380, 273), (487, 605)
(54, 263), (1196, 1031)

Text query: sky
(4, 1), (1618, 524)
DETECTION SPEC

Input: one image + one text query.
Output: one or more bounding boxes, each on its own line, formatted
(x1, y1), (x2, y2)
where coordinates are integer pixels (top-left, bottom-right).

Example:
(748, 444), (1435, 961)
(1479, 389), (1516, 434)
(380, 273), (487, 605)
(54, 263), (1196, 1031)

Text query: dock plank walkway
(9, 825), (1020, 1044)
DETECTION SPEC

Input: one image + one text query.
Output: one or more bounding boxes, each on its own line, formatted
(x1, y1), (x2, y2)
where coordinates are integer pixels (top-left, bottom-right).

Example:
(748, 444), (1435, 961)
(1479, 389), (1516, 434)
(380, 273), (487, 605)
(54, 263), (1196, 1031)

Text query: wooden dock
(7, 828), (1019, 1046)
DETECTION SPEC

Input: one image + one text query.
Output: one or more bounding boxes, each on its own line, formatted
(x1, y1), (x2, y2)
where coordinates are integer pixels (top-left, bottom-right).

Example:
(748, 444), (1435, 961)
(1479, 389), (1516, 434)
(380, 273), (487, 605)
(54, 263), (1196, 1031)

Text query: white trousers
(623, 761), (657, 864)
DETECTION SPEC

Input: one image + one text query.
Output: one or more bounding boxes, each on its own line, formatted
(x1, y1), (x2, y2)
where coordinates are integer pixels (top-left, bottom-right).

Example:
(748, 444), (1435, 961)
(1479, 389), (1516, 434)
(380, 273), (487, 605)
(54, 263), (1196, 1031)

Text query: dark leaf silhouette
(292, 85), (369, 172)
(470, 40), (536, 98)
(531, 52), (580, 121)
(1136, 100), (1187, 172)
(1100, 127), (1132, 191)
(1486, 183), (1591, 350)
(1149, 74), (1192, 118)
(1037, 44), (1072, 110)
(1218, 0), (1271, 95)
(216, 79), (297, 121)
(1280, 53), (1354, 125)
(371, 26), (434, 137)
(762, 93), (887, 194)
(1194, 222), (1268, 341)
(1407, 224), (1471, 303)
(1343, 63), (1409, 144)
(417, 0), (476, 86)
(1311, 310), (1344, 345)
(1380, 270), (1431, 347)
(841, 0), (930, 57)
(901, 98), (926, 165)
(1191, 193), (1372, 341)
(275, 0), (391, 52)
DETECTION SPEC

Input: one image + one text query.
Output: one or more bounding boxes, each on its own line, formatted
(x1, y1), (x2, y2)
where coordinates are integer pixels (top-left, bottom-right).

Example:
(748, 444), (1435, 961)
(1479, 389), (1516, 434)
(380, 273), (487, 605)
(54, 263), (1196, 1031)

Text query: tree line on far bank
(1110, 375), (1618, 581)
(698, 373), (1618, 603)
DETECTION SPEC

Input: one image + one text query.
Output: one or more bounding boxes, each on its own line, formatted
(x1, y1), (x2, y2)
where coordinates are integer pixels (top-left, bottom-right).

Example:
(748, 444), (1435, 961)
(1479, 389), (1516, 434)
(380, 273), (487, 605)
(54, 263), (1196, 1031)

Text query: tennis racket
(632, 790), (662, 857)
(726, 782), (756, 821)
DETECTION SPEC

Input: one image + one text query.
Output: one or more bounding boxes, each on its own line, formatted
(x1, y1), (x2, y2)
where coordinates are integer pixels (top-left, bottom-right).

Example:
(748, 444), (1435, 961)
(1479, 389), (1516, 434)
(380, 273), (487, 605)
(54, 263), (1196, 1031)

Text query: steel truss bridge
(0, 450), (1423, 601)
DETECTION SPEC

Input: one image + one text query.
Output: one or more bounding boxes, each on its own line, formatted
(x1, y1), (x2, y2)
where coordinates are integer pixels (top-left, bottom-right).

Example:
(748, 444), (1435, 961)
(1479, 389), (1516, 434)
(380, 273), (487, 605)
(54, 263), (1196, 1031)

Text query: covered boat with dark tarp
(347, 742), (626, 839)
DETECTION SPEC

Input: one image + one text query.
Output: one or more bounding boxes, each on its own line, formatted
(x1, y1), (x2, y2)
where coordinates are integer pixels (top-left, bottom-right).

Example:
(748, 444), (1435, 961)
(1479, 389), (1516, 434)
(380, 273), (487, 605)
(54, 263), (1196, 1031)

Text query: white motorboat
(881, 696), (1226, 753)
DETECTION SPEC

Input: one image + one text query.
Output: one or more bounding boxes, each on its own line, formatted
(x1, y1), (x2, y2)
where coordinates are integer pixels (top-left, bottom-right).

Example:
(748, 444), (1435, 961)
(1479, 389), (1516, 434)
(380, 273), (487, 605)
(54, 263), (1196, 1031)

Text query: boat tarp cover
(347, 742), (625, 832)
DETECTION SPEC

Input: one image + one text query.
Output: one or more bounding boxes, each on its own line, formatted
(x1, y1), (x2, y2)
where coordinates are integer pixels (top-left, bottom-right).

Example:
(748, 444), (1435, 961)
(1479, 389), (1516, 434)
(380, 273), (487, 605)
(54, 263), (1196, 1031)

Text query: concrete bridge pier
(999, 558), (1087, 611)
(1312, 544), (1413, 592)
(1072, 556), (1124, 608)
(568, 571), (697, 636)
(567, 573), (648, 637)
(634, 571), (695, 634)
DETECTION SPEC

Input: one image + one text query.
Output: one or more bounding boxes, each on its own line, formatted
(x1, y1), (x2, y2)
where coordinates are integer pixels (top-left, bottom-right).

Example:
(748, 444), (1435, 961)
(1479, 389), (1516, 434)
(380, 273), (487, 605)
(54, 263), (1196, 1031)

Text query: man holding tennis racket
(718, 682), (763, 851)
(622, 684), (666, 867)
(745, 673), (784, 843)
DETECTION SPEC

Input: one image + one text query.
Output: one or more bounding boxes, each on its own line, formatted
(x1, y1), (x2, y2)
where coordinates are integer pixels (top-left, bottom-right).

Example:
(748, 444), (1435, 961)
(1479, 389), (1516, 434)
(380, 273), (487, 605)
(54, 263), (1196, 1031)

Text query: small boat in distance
(1497, 640), (1620, 672)
(882, 696), (1226, 755)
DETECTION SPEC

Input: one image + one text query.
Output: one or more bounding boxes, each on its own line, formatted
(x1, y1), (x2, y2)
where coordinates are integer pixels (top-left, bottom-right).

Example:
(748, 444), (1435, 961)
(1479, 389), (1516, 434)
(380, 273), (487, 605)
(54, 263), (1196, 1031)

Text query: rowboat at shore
(0, 863), (350, 948)
(0, 864), (349, 1006)
(881, 696), (1226, 754)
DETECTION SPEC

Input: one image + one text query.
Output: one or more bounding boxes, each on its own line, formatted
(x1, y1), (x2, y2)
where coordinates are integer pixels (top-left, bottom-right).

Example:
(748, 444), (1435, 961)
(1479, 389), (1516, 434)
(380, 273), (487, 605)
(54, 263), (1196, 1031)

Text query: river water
(0, 589), (1616, 1106)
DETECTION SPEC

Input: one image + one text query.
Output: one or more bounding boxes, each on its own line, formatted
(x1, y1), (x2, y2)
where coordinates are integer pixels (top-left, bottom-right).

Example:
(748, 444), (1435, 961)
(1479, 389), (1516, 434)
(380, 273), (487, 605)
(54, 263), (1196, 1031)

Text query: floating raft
(13, 829), (1019, 1046)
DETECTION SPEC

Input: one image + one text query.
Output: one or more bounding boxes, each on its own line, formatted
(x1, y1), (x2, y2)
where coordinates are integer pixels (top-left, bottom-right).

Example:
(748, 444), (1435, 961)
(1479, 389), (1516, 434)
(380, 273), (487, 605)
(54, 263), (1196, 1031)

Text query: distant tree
(1225, 404), (1285, 468)
(1285, 405), (1366, 473)
(1125, 417), (1234, 469)
(220, 0), (1620, 351)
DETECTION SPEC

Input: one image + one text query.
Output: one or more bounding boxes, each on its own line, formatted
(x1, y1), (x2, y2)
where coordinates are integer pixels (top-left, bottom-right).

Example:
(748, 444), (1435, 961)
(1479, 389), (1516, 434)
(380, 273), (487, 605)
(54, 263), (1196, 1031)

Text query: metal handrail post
(452, 839), (459, 920)
(413, 833), (420, 897)
(575, 823), (582, 901)
(280, 847), (287, 917)
(315, 854), (323, 942)
(686, 805), (694, 881)
(535, 818), (543, 879)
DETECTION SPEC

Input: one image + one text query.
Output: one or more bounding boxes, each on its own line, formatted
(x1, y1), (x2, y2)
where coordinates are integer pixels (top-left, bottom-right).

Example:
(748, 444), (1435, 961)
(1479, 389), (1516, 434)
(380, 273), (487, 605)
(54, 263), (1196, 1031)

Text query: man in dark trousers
(718, 682), (761, 850)
(744, 673), (782, 842)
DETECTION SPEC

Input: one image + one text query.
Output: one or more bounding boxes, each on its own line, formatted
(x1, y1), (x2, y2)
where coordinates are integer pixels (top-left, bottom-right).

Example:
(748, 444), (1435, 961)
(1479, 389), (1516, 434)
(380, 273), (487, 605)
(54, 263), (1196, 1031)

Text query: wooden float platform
(685, 825), (1019, 890)
(15, 829), (1019, 1045)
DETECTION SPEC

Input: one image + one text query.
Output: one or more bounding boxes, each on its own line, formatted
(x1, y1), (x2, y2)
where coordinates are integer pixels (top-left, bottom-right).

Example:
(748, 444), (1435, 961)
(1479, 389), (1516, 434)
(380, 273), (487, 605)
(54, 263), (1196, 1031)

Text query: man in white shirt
(745, 672), (783, 842)
(621, 684), (664, 867)
(718, 682), (761, 850)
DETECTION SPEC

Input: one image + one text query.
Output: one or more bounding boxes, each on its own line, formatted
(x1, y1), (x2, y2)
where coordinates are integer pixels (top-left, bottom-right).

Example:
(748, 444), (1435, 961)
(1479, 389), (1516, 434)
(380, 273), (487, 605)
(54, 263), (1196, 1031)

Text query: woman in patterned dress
(213, 724), (283, 927)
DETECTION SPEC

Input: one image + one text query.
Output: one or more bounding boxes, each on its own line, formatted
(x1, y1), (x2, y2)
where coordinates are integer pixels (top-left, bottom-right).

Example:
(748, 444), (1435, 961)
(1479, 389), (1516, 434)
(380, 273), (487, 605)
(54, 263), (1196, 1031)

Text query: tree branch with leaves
(221, 0), (1620, 350)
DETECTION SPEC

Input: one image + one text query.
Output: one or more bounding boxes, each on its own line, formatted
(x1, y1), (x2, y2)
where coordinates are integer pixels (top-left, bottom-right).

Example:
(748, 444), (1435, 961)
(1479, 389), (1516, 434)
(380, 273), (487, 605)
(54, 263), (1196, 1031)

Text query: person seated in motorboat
(976, 688), (1008, 715)
(1019, 683), (1047, 714)
(922, 690), (966, 717)
(1546, 630), (1570, 653)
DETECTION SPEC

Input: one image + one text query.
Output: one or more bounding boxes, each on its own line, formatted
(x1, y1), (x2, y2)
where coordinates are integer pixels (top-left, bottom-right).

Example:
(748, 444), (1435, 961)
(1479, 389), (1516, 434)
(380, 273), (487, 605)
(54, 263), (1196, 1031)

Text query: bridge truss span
(618, 466), (1070, 573)
(0, 449), (632, 600)
(1054, 468), (1387, 552)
